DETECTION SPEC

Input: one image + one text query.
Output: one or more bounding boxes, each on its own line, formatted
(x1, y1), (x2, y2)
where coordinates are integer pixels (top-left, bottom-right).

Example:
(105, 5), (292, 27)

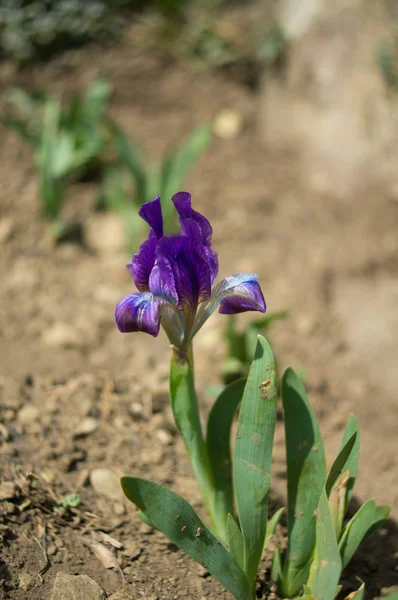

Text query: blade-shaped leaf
(271, 547), (282, 584)
(345, 583), (365, 600)
(169, 351), (216, 537)
(227, 513), (244, 568)
(110, 123), (147, 205)
(281, 368), (327, 597)
(234, 336), (277, 586)
(326, 432), (357, 497)
(339, 414), (360, 508)
(122, 477), (253, 600)
(264, 507), (285, 549)
(309, 488), (342, 600)
(338, 499), (379, 569)
(207, 378), (245, 532)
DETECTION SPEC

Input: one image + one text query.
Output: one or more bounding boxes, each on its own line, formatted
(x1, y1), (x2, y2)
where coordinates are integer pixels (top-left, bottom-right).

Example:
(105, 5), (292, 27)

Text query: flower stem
(169, 345), (220, 539)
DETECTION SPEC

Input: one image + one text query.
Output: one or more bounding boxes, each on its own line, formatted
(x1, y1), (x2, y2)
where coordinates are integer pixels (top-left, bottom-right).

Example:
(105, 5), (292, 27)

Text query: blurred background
(0, 0), (398, 588)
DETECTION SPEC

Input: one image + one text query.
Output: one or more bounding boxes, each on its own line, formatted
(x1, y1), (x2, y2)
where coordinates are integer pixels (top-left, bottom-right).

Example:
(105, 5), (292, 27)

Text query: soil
(0, 8), (398, 600)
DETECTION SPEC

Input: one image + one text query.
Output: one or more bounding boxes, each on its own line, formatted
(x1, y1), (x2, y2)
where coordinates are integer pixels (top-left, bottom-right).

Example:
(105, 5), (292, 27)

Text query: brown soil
(0, 13), (398, 600)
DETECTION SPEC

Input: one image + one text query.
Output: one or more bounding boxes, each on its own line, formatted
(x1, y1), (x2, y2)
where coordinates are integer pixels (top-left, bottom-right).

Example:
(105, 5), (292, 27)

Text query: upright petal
(115, 292), (163, 336)
(127, 197), (164, 291)
(151, 220), (212, 312)
(173, 191), (218, 282)
(190, 273), (266, 340)
(139, 196), (163, 238)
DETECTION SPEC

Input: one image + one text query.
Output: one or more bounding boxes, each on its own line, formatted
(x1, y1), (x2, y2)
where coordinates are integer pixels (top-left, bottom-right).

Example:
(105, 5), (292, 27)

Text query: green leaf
(309, 488), (342, 600)
(110, 123), (147, 205)
(271, 547), (282, 584)
(169, 350), (217, 537)
(227, 513), (244, 568)
(338, 499), (390, 570)
(249, 310), (289, 331)
(345, 583), (365, 600)
(207, 378), (245, 532)
(234, 336), (278, 587)
(281, 368), (327, 597)
(325, 432), (357, 497)
(122, 478), (253, 600)
(339, 414), (360, 508)
(264, 507), (284, 549)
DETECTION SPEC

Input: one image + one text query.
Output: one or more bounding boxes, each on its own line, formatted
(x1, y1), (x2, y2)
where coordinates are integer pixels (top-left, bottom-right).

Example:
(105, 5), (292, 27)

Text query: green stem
(169, 345), (220, 538)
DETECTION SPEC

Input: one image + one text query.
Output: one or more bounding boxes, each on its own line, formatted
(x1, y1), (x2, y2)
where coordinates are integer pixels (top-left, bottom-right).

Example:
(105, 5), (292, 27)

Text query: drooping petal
(139, 196), (163, 238)
(127, 235), (157, 291)
(150, 220), (212, 311)
(190, 273), (266, 341)
(115, 292), (163, 336)
(172, 191), (218, 282)
(127, 197), (164, 291)
(218, 274), (266, 314)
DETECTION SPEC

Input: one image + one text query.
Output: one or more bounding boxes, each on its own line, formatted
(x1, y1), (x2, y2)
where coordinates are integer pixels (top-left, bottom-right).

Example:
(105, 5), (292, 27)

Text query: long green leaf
(271, 547), (282, 584)
(281, 368), (327, 597)
(227, 513), (244, 569)
(207, 378), (245, 532)
(264, 507), (284, 549)
(345, 583), (365, 600)
(338, 499), (376, 569)
(234, 336), (277, 587)
(122, 478), (253, 600)
(110, 123), (147, 205)
(169, 349), (217, 536)
(309, 489), (342, 600)
(325, 432), (357, 497)
(339, 414), (360, 508)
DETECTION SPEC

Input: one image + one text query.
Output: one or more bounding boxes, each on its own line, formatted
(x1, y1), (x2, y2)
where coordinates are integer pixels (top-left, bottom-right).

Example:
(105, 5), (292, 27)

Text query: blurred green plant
(2, 77), (112, 235)
(222, 311), (288, 384)
(100, 123), (212, 250)
(53, 492), (81, 515)
(376, 34), (398, 89)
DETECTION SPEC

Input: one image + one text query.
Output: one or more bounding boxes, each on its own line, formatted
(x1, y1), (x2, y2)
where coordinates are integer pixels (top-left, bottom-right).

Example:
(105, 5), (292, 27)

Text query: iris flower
(115, 192), (266, 350)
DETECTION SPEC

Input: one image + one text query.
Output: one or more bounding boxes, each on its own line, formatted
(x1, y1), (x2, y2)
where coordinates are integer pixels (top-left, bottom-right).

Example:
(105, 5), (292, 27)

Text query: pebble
(122, 540), (142, 560)
(90, 468), (125, 502)
(0, 482), (16, 501)
(18, 404), (40, 425)
(197, 565), (209, 578)
(128, 402), (145, 420)
(73, 418), (99, 438)
(213, 108), (243, 139)
(43, 323), (81, 349)
(155, 429), (173, 446)
(50, 572), (106, 600)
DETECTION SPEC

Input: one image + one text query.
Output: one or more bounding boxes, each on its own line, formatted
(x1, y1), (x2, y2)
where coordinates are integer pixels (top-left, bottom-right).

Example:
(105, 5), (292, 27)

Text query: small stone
(113, 502), (126, 516)
(18, 572), (35, 591)
(122, 540), (142, 560)
(0, 482), (16, 501)
(155, 429), (173, 445)
(73, 418), (99, 438)
(197, 565), (209, 578)
(90, 469), (125, 501)
(18, 404), (40, 425)
(213, 108), (243, 139)
(128, 402), (145, 420)
(51, 572), (106, 600)
(0, 502), (15, 515)
(43, 323), (81, 349)
(138, 522), (153, 535)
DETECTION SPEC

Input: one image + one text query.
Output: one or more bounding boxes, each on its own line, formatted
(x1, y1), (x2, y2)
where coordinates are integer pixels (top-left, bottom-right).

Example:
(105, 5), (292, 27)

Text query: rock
(73, 418), (99, 438)
(155, 429), (173, 445)
(18, 404), (40, 425)
(18, 572), (35, 591)
(122, 540), (142, 560)
(213, 108), (243, 140)
(0, 482), (16, 501)
(128, 402), (145, 420)
(50, 573), (106, 600)
(90, 469), (125, 501)
(43, 323), (81, 349)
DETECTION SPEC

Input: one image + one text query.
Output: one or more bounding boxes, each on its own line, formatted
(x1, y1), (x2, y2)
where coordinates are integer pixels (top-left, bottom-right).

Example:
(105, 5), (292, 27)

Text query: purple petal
(150, 220), (212, 310)
(115, 292), (163, 336)
(128, 235), (157, 291)
(173, 191), (218, 282)
(139, 196), (163, 238)
(127, 197), (164, 291)
(218, 275), (266, 314)
(190, 274), (266, 340)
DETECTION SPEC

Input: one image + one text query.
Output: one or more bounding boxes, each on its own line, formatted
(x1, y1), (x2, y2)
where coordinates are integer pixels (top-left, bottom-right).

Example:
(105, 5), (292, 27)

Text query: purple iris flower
(115, 192), (266, 349)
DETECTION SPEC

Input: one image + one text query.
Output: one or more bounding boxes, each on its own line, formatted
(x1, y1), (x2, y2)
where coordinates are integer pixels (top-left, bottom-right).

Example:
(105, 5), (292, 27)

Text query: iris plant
(115, 191), (265, 350)
(116, 193), (390, 600)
